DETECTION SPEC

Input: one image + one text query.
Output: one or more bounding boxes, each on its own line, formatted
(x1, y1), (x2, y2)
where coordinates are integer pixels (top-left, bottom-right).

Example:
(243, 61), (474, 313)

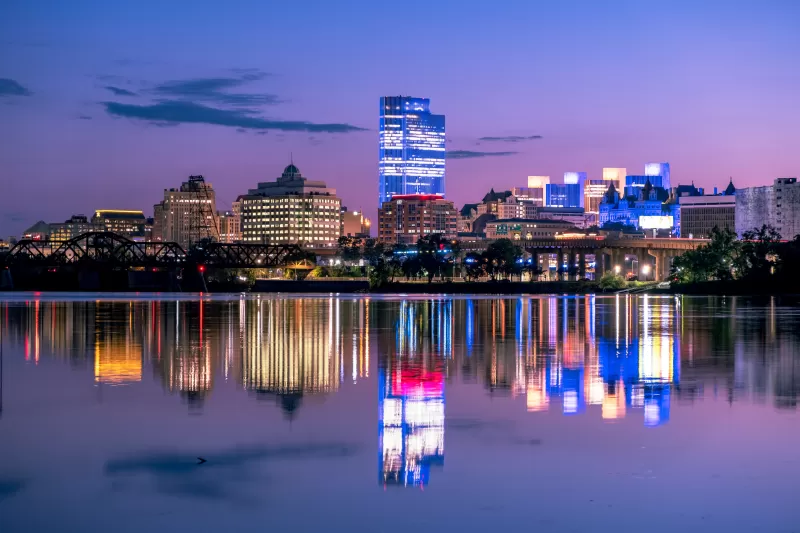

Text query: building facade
(152, 176), (219, 247)
(240, 164), (342, 247)
(545, 182), (583, 208)
(677, 180), (736, 238)
(49, 215), (102, 242)
(217, 211), (241, 243)
(774, 178), (800, 240)
(379, 96), (446, 205)
(484, 219), (575, 240)
(91, 210), (148, 240)
(735, 185), (775, 238)
(645, 162), (671, 190)
(599, 181), (672, 230)
(341, 208), (372, 237)
(378, 194), (457, 245)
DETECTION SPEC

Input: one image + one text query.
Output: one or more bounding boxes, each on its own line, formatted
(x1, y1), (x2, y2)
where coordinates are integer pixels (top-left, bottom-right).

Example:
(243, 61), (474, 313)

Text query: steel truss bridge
(1, 232), (304, 269)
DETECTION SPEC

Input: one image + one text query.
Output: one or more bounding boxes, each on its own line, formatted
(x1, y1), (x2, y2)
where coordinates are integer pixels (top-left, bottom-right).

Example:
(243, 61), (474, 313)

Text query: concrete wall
(736, 185), (774, 238)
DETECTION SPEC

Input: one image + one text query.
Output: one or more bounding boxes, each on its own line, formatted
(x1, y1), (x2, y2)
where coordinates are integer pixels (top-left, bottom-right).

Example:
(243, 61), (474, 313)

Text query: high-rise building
(152, 176), (219, 248)
(645, 162), (671, 190)
(546, 182), (583, 208)
(602, 168), (626, 187)
(91, 209), (148, 240)
(625, 174), (664, 197)
(379, 96), (446, 205)
(240, 164), (342, 247)
(774, 178), (800, 240)
(585, 169), (626, 216)
(378, 194), (457, 245)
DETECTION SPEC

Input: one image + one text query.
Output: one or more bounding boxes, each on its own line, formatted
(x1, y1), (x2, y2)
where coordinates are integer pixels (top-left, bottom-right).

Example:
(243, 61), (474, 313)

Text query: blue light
(379, 96), (446, 205)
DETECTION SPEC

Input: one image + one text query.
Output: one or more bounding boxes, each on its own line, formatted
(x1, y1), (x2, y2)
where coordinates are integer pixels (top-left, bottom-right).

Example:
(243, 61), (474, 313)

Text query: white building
(240, 164), (342, 247)
(152, 176), (219, 247)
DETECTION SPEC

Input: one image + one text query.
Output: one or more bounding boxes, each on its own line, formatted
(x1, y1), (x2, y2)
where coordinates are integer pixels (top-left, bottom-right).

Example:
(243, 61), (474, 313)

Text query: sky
(1, 0), (799, 238)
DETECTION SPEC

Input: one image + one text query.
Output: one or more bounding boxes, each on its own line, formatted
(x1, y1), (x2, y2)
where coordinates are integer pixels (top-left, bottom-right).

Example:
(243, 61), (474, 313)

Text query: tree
(337, 235), (363, 263)
(598, 272), (627, 290)
(464, 252), (484, 281)
(671, 226), (740, 283)
(482, 238), (523, 280)
(737, 224), (781, 279)
(417, 234), (449, 283)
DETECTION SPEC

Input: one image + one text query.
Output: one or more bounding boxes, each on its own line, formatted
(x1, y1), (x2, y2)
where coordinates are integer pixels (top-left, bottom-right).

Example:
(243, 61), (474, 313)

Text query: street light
(614, 265), (621, 274)
(642, 264), (651, 276)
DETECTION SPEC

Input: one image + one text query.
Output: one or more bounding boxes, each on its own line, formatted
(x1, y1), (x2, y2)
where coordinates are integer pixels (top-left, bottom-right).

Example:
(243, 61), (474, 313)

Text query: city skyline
(2, 1), (800, 238)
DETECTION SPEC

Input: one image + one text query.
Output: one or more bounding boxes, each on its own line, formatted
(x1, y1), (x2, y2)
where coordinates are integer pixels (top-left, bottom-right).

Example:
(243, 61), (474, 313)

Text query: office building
(152, 176), (219, 247)
(217, 210), (241, 243)
(341, 208), (372, 237)
(678, 180), (736, 238)
(49, 215), (102, 243)
(546, 181), (583, 208)
(379, 96), (446, 205)
(484, 219), (575, 240)
(584, 180), (610, 216)
(91, 209), (148, 240)
(735, 185), (775, 238)
(645, 162), (671, 190)
(585, 169), (625, 216)
(240, 164), (342, 247)
(377, 194), (457, 245)
(602, 168), (626, 188)
(536, 207), (594, 228)
(625, 174), (664, 197)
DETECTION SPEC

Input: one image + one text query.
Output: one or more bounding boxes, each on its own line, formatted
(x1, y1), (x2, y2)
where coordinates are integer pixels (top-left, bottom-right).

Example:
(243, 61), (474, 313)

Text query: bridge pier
(578, 251), (586, 280)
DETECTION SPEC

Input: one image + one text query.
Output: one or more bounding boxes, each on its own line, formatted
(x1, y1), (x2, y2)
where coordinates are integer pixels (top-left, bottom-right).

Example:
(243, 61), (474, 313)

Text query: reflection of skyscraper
(378, 300), (447, 487)
(379, 96), (446, 205)
(379, 359), (445, 487)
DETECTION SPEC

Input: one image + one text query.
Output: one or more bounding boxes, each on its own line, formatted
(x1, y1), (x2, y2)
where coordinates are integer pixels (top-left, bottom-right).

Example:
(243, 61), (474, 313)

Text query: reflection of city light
(602, 382), (626, 420)
(563, 390), (578, 414)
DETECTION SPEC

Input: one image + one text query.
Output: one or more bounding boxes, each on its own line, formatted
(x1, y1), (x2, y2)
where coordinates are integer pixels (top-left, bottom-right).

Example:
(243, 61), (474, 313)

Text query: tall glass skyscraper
(379, 96), (446, 206)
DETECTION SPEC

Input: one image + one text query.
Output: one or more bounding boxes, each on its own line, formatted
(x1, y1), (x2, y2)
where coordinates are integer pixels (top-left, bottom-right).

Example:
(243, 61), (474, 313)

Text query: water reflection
(2, 294), (800, 421)
(379, 301), (447, 487)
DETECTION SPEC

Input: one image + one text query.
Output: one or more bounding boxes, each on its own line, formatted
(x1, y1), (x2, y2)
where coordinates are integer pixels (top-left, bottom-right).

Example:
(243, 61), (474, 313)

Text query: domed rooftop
(282, 163), (301, 179)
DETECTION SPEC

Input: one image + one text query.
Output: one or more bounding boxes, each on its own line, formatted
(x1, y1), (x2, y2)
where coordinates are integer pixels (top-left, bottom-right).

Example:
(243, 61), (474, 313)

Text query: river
(1, 293), (799, 532)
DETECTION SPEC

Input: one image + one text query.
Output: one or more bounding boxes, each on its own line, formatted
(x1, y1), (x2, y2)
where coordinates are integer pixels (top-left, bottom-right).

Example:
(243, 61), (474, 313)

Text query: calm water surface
(1, 293), (800, 532)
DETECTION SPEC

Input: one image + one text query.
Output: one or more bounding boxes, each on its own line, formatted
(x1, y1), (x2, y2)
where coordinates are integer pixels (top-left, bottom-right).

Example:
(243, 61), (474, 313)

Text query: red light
(198, 265), (206, 272)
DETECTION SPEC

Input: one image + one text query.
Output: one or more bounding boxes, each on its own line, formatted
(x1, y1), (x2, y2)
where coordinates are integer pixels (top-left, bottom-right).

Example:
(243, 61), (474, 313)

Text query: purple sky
(1, 0), (799, 237)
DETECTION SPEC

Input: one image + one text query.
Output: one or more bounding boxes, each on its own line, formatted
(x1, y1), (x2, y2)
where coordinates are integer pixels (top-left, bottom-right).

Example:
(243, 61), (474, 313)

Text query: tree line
(671, 225), (800, 285)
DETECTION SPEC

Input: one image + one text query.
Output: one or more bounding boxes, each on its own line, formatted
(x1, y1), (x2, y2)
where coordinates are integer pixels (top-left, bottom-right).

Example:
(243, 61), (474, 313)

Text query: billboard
(639, 215), (674, 229)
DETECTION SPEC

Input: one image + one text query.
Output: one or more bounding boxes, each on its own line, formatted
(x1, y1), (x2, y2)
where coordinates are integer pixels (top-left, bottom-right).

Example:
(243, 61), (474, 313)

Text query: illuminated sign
(639, 215), (674, 229)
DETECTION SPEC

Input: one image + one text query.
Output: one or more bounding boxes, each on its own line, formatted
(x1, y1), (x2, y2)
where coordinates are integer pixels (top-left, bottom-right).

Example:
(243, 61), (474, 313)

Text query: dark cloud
(152, 72), (280, 107)
(478, 135), (542, 143)
(104, 443), (358, 501)
(105, 86), (137, 97)
(103, 100), (366, 133)
(448, 150), (518, 159)
(77, 115), (93, 120)
(0, 78), (32, 97)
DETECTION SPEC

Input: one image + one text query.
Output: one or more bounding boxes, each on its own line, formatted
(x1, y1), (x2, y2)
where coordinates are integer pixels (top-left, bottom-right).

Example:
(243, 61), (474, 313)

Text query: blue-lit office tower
(545, 172), (585, 208)
(379, 96), (446, 205)
(645, 162), (671, 190)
